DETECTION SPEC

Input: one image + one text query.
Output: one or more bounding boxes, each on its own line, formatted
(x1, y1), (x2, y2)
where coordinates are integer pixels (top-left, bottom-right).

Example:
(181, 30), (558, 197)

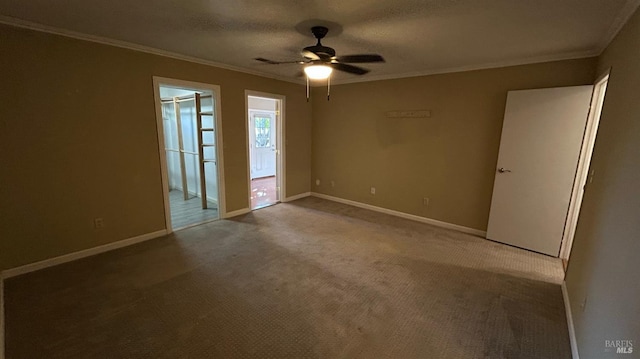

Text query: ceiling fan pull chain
(306, 76), (310, 102)
(327, 75), (331, 101)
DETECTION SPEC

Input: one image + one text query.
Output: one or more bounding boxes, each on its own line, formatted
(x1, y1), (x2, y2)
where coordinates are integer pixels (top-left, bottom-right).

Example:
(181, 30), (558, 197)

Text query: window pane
(255, 116), (271, 148)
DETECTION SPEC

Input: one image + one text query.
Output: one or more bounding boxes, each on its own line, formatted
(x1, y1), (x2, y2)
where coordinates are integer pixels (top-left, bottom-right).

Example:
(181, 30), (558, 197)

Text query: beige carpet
(4, 197), (570, 358)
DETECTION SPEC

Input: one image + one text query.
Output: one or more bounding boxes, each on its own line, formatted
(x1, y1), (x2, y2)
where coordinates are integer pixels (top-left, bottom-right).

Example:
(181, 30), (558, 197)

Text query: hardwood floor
(251, 176), (278, 209)
(169, 190), (218, 229)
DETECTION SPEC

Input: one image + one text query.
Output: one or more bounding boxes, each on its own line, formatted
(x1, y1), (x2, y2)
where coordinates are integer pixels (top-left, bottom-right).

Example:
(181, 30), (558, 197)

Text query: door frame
(559, 71), (610, 261)
(152, 76), (227, 233)
(244, 90), (286, 208)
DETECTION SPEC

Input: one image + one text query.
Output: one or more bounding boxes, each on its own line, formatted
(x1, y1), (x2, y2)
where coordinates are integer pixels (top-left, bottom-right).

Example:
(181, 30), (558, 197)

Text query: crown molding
(0, 15), (304, 85)
(595, 0), (640, 55)
(327, 50), (599, 86)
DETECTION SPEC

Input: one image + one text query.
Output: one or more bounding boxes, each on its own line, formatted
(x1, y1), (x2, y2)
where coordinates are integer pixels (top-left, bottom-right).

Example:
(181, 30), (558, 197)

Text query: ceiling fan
(255, 25), (385, 79)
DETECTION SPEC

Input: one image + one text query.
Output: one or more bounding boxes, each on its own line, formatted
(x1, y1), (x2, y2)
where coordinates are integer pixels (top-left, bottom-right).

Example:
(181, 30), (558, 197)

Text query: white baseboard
(223, 208), (251, 218)
(562, 282), (580, 359)
(1, 230), (168, 279)
(310, 192), (487, 237)
(282, 192), (311, 202)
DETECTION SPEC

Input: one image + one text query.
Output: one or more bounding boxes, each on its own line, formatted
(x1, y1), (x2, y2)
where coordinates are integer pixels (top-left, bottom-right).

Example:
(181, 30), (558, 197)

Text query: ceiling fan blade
(255, 57), (305, 65)
(334, 54), (385, 63)
(330, 62), (370, 75)
(254, 57), (281, 64)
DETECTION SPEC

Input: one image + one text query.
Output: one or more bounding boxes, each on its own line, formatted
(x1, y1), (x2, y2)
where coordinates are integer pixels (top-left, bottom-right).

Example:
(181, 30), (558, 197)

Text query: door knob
(498, 167), (512, 173)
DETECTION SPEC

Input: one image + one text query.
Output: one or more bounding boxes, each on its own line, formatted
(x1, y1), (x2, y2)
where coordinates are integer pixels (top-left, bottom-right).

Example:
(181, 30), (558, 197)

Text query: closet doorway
(245, 91), (285, 210)
(153, 77), (225, 232)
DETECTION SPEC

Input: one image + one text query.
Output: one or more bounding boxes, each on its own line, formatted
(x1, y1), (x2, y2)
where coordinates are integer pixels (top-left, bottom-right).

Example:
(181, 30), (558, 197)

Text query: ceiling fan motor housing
(305, 26), (336, 58)
(303, 45), (336, 58)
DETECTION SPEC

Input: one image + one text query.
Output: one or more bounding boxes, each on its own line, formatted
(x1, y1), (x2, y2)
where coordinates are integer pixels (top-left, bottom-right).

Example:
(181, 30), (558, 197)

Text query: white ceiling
(1, 0), (639, 84)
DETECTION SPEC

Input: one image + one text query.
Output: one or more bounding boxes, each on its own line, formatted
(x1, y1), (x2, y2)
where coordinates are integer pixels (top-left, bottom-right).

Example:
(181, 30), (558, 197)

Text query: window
(255, 116), (271, 148)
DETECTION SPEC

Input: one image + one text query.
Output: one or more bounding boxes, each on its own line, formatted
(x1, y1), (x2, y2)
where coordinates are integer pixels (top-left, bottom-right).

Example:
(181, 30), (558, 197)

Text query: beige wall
(0, 24), (312, 270)
(565, 6), (640, 359)
(311, 58), (597, 231)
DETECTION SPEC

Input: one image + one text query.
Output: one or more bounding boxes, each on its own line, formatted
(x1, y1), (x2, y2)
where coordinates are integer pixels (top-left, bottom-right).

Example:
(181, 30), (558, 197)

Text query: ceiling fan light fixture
(304, 64), (333, 80)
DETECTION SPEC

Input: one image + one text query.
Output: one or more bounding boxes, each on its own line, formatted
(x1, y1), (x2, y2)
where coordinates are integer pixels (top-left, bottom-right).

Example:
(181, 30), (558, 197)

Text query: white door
(249, 110), (276, 179)
(486, 86), (593, 256)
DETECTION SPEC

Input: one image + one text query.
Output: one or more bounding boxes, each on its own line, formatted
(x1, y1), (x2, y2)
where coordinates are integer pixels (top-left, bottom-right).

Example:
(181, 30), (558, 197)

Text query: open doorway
(245, 91), (285, 210)
(153, 77), (225, 231)
(560, 73), (609, 267)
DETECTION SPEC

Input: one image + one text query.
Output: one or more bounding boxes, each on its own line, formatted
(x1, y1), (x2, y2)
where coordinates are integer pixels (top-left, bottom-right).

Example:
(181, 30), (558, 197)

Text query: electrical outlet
(316, 179), (320, 186)
(94, 218), (105, 230)
(331, 180), (335, 187)
(370, 187), (376, 195)
(423, 197), (430, 207)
